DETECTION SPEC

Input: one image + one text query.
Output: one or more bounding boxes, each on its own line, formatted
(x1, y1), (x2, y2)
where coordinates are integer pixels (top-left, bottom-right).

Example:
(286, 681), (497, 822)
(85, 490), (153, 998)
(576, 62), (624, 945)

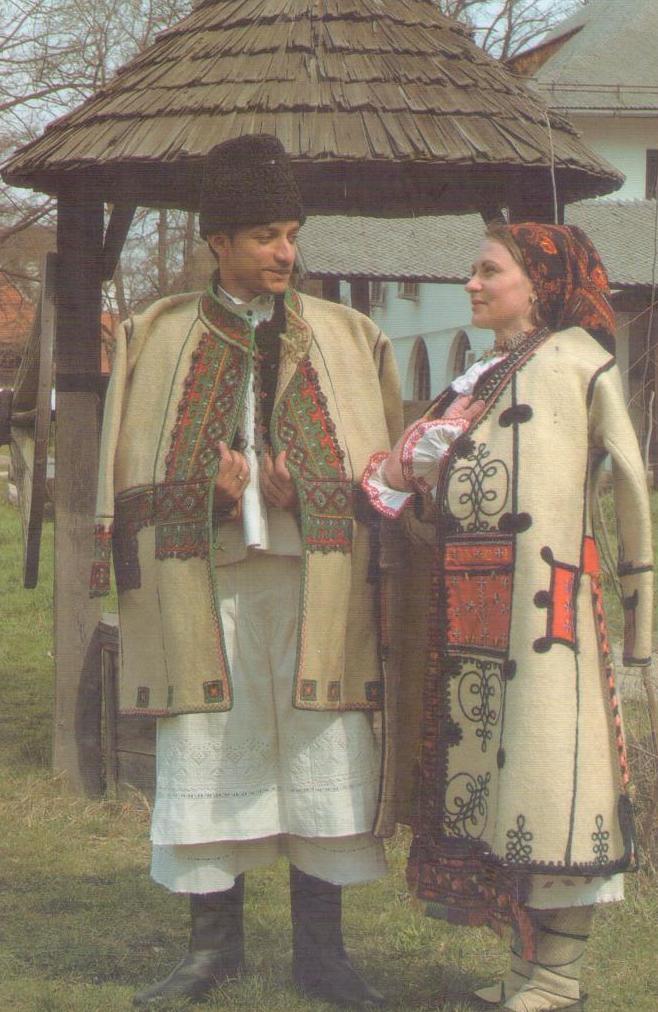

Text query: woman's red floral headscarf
(503, 223), (616, 353)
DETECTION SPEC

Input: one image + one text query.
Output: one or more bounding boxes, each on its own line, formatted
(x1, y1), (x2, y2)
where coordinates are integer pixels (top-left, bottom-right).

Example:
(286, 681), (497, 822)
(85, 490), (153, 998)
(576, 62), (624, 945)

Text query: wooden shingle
(2, 0), (622, 214)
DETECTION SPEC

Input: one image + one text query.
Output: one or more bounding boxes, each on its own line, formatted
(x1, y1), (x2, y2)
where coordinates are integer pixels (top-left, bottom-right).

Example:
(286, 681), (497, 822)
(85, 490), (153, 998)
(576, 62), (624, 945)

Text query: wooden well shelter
(1, 0), (623, 797)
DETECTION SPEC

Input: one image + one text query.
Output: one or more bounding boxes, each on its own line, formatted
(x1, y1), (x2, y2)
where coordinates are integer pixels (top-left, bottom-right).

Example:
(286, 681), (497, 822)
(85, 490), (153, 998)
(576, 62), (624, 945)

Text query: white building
(331, 0), (658, 408)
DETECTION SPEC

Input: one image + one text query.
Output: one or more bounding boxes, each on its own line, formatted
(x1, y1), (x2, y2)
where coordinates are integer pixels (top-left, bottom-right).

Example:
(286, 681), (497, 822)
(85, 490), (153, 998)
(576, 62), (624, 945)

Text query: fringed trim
(407, 837), (537, 960)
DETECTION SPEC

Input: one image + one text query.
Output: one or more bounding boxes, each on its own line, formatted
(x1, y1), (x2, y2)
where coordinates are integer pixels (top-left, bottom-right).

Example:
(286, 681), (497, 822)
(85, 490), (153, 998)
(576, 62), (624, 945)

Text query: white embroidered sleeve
(399, 417), (470, 494)
(361, 452), (414, 518)
(362, 416), (469, 518)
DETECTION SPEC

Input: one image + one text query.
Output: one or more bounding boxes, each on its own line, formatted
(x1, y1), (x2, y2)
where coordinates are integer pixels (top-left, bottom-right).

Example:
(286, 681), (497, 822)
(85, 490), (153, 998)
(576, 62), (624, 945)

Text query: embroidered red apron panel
(444, 538), (514, 655)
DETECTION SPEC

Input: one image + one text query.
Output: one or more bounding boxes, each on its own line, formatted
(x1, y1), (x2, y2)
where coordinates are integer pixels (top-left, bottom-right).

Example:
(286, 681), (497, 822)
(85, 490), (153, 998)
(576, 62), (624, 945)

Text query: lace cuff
(400, 417), (469, 494)
(361, 452), (414, 519)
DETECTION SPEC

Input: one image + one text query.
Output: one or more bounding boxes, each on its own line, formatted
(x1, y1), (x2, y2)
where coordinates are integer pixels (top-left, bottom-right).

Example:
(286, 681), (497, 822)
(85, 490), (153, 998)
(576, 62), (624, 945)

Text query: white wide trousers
(150, 553), (386, 893)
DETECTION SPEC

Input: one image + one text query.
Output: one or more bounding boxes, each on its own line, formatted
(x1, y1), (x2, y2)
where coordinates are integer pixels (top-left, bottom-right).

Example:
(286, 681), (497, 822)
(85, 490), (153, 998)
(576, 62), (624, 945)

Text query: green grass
(0, 481), (657, 1011)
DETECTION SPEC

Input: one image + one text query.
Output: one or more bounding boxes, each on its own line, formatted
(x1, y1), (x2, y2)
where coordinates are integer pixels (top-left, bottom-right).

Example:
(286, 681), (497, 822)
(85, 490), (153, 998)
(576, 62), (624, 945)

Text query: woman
(362, 223), (653, 1011)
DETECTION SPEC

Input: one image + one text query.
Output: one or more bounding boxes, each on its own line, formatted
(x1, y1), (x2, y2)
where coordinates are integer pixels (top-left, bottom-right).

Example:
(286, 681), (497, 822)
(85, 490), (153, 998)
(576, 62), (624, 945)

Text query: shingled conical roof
(2, 0), (621, 214)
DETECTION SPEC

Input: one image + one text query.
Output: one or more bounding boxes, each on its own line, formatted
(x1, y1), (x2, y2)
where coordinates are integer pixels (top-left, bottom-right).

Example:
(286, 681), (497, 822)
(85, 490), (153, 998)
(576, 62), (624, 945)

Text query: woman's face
(465, 239), (535, 337)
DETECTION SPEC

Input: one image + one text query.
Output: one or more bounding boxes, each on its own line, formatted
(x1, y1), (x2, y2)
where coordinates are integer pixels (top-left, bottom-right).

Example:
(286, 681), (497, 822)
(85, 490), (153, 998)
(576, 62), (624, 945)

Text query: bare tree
(439, 0), (588, 58)
(1, 0), (589, 316)
(0, 0), (192, 307)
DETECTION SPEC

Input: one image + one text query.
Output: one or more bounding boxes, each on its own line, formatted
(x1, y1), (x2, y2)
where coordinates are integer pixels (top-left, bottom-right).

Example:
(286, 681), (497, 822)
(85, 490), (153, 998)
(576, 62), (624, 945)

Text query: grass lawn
(1, 480), (656, 1012)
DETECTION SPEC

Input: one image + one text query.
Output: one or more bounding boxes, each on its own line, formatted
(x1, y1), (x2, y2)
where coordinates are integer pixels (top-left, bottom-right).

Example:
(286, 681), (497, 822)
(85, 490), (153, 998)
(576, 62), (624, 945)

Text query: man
(92, 134), (402, 1007)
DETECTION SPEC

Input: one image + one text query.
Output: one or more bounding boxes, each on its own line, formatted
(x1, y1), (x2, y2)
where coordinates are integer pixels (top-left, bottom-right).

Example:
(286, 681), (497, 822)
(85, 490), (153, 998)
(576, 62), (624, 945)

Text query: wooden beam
(322, 277), (341, 303)
(350, 277), (370, 317)
(102, 202), (137, 281)
(653, 316), (658, 486)
(508, 191), (565, 225)
(53, 186), (104, 796)
(478, 192), (507, 224)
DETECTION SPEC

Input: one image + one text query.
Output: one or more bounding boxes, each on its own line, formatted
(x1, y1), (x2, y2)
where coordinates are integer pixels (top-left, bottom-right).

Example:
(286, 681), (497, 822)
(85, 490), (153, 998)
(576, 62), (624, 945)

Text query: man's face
(208, 220), (301, 301)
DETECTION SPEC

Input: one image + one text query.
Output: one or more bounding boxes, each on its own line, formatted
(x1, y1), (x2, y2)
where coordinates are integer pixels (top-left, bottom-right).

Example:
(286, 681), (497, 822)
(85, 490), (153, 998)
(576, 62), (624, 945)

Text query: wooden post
(508, 190), (565, 225)
(653, 315), (658, 487)
(53, 186), (104, 796)
(350, 278), (370, 317)
(322, 277), (341, 302)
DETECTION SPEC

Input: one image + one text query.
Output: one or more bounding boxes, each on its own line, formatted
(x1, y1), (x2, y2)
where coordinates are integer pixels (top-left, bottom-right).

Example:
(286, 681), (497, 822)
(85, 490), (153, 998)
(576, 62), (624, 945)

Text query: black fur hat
(199, 134), (305, 237)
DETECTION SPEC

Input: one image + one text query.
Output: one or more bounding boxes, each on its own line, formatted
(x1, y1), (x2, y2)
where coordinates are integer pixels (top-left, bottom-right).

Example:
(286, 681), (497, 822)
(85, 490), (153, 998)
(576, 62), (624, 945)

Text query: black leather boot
(290, 865), (385, 1008)
(133, 875), (245, 1006)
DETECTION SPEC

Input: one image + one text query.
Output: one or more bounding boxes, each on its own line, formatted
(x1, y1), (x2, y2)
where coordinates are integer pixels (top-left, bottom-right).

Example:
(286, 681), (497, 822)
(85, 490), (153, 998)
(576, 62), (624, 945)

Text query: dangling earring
(529, 293), (541, 328)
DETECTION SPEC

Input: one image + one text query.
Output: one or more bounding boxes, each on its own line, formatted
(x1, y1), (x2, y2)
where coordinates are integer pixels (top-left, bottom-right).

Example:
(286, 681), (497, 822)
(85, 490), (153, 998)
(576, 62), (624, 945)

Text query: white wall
(364, 112), (654, 397)
(574, 115), (658, 200)
(371, 282), (493, 398)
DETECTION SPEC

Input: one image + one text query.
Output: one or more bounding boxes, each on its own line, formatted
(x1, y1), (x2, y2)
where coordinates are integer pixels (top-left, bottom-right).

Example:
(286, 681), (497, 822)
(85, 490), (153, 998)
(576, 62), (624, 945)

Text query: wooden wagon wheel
(1, 253), (56, 588)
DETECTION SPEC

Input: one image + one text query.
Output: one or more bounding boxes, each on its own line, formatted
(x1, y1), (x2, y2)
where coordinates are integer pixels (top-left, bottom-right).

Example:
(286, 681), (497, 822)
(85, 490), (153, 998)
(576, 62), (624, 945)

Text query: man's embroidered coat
(92, 288), (402, 756)
(396, 327), (653, 949)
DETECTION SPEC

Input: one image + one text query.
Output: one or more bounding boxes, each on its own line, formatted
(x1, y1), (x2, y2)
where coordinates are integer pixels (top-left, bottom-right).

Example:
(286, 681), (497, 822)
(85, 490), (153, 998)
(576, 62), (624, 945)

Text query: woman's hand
(382, 395), (486, 492)
(261, 450), (299, 511)
(443, 393), (486, 421)
(382, 437), (413, 491)
(214, 441), (250, 510)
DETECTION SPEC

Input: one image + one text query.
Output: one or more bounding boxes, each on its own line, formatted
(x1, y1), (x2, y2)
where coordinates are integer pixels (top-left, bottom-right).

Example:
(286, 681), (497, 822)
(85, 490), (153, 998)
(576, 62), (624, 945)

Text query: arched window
(409, 337), (430, 401)
(450, 329), (471, 379)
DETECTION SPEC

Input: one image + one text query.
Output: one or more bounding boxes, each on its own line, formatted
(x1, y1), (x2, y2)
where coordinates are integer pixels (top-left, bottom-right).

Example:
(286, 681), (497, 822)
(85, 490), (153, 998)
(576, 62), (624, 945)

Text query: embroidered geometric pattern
(111, 481), (213, 587)
(300, 679), (318, 701)
(153, 294), (253, 562)
(203, 680), (224, 704)
(165, 311), (250, 485)
(365, 680), (383, 704)
(153, 480), (211, 561)
(407, 837), (536, 962)
(136, 686), (150, 708)
(444, 539), (514, 655)
(280, 289), (311, 363)
(274, 356), (352, 554)
(90, 524), (112, 597)
(298, 477), (353, 553)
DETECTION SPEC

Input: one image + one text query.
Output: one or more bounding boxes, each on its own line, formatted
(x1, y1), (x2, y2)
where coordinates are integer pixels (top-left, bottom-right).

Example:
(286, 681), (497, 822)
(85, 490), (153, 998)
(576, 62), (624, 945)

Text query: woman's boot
(133, 874), (245, 1006)
(503, 906), (593, 1011)
(473, 934), (532, 1006)
(290, 865), (385, 1008)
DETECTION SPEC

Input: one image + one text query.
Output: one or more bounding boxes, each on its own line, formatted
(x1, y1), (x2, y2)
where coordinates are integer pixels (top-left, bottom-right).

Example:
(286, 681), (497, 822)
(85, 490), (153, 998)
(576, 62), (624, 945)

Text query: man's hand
(214, 441), (250, 510)
(261, 450), (298, 511)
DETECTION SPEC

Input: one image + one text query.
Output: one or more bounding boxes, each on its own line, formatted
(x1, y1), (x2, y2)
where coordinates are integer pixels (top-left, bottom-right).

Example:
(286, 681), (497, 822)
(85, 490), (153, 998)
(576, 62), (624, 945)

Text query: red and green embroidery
(273, 356), (352, 554)
(444, 538), (514, 655)
(165, 301), (251, 484)
(158, 290), (252, 559)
